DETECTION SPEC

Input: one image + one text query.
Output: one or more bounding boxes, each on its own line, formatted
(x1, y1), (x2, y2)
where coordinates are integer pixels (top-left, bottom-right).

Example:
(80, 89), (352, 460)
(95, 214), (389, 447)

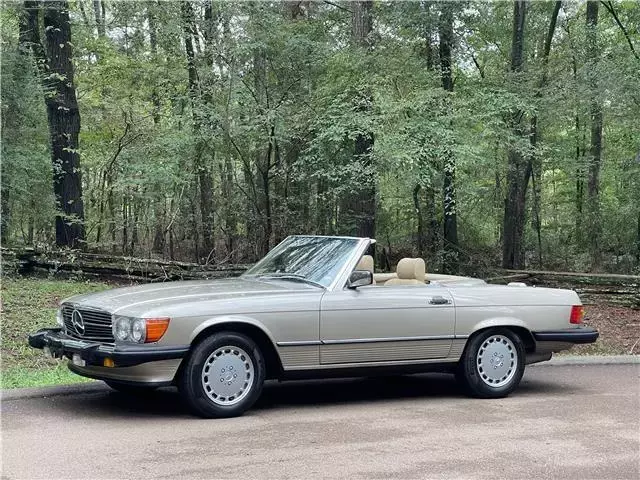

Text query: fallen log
(1, 247), (250, 281)
(488, 269), (639, 309)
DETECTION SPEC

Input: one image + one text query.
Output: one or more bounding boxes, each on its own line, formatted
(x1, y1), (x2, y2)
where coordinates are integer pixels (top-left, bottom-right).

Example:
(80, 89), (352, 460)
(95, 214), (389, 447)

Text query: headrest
(356, 255), (374, 273)
(396, 258), (426, 280)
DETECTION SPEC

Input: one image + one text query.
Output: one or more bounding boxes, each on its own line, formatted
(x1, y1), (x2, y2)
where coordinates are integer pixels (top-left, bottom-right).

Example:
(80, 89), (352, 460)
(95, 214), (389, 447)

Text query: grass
(1, 276), (111, 389)
(1, 363), (94, 389)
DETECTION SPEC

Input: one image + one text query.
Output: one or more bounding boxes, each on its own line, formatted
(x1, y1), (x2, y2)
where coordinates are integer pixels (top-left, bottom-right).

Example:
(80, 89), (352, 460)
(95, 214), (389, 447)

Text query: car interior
(354, 254), (485, 287)
(355, 255), (427, 286)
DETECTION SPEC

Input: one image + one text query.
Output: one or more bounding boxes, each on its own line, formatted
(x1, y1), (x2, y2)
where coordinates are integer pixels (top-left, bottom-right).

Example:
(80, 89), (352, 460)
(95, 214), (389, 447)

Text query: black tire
(457, 328), (526, 398)
(179, 332), (265, 418)
(104, 380), (158, 395)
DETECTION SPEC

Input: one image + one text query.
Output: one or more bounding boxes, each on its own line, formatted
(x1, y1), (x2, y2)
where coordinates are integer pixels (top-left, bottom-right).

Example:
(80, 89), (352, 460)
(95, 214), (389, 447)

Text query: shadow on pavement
(255, 373), (463, 410)
(31, 371), (576, 419)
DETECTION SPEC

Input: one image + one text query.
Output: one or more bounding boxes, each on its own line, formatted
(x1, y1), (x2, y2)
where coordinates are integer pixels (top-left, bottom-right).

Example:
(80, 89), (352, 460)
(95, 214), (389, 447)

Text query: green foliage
(1, 1), (638, 273)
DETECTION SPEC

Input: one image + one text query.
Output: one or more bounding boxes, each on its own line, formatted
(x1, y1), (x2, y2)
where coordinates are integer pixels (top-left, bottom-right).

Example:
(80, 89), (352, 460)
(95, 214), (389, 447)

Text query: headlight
(114, 316), (133, 342)
(56, 309), (64, 327)
(112, 316), (170, 344)
(131, 319), (146, 343)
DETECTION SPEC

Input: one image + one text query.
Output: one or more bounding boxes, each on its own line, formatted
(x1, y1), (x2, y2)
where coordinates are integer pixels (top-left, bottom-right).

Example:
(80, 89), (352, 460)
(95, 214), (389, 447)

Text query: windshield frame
(242, 235), (372, 291)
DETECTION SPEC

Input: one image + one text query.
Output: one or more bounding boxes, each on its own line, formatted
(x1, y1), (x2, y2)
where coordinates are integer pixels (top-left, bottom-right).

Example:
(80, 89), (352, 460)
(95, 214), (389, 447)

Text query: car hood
(62, 277), (316, 315)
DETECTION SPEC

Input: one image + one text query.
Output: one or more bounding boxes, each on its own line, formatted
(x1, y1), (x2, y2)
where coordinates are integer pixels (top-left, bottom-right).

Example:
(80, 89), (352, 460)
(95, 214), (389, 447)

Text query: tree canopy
(1, 0), (639, 275)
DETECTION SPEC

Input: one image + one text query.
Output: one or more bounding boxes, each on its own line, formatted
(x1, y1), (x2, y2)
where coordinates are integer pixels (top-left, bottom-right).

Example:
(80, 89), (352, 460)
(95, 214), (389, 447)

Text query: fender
(467, 317), (530, 337)
(188, 314), (280, 349)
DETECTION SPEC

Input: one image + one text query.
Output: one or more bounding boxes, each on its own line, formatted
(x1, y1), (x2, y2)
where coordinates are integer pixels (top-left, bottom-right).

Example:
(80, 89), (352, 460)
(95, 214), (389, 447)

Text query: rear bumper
(532, 326), (599, 344)
(28, 327), (190, 367)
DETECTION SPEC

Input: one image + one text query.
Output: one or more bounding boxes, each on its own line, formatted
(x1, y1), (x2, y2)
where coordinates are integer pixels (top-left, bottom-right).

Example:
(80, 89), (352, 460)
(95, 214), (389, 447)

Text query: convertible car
(29, 235), (598, 418)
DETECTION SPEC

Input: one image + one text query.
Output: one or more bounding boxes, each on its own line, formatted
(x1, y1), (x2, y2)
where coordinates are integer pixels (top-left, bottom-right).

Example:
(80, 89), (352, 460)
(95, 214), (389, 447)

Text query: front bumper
(28, 327), (190, 367)
(532, 326), (599, 344)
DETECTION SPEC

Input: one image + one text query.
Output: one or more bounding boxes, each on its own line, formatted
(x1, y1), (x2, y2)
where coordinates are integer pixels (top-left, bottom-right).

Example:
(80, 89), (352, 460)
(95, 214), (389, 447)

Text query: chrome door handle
(429, 296), (451, 305)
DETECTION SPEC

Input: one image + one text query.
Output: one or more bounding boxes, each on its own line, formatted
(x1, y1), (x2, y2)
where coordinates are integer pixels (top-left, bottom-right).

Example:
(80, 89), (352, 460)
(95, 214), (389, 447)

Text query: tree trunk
(422, 1), (435, 71)
(346, 0), (375, 239)
(41, 1), (86, 248)
(17, 0), (44, 254)
(93, 0), (105, 38)
(148, 1), (165, 255)
(586, 0), (603, 268)
(147, 1), (161, 126)
(182, 1), (215, 259)
(0, 151), (8, 245)
(425, 185), (439, 257)
(5, 3), (42, 244)
(78, 0), (89, 26)
(152, 200), (166, 255)
(636, 210), (640, 264)
(252, 43), (272, 257)
(438, 2), (458, 274)
(413, 184), (426, 257)
(570, 42), (586, 245)
(528, 0), (561, 268)
(502, 0), (528, 269)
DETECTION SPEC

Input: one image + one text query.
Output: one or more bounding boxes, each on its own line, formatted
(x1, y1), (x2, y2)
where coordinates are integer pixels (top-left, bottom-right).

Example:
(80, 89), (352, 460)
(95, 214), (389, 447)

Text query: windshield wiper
(253, 273), (325, 289)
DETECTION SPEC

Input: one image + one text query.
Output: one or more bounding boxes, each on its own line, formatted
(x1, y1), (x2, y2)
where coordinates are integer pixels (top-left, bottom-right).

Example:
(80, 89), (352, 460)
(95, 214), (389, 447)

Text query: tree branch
(470, 53), (485, 79)
(323, 1), (351, 14)
(600, 0), (639, 61)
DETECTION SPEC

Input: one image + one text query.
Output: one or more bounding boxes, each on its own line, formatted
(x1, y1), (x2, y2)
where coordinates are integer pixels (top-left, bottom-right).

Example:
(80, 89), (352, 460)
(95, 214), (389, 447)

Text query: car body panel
(319, 284), (455, 364)
(69, 359), (181, 384)
(29, 235), (597, 386)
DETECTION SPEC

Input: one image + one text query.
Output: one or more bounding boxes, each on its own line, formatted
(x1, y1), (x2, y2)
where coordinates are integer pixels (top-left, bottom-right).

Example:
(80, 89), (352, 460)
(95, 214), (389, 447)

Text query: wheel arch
(187, 317), (283, 379)
(468, 318), (535, 352)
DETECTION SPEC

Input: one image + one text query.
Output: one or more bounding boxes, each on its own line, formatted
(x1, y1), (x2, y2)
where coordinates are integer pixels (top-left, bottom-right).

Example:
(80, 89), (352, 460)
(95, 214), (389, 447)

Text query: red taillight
(570, 305), (585, 324)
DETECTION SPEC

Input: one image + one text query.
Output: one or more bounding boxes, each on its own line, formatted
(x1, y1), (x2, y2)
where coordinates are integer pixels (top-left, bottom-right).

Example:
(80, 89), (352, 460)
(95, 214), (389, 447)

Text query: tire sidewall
(460, 328), (526, 398)
(180, 332), (265, 418)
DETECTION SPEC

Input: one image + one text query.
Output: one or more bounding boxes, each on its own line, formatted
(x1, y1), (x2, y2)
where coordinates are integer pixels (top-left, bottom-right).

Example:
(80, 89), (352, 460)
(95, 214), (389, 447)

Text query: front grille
(62, 304), (114, 343)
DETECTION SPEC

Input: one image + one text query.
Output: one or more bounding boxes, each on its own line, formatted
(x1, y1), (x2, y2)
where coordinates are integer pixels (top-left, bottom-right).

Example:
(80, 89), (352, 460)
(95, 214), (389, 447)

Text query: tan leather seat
(355, 255), (376, 285)
(385, 258), (426, 286)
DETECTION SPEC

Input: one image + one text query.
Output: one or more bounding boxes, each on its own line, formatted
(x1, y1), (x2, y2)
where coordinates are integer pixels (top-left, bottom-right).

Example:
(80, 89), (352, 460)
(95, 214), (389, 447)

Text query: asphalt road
(2, 364), (639, 479)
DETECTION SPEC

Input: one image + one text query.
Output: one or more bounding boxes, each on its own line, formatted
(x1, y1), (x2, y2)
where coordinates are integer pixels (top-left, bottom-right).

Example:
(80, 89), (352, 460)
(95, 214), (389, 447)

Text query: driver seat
(385, 258), (426, 286)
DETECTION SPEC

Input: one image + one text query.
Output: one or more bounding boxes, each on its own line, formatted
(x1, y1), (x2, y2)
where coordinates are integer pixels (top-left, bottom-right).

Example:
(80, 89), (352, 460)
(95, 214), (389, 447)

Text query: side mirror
(347, 270), (373, 289)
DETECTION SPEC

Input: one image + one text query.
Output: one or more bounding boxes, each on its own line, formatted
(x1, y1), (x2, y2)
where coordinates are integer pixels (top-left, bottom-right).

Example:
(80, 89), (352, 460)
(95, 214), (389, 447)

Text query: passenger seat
(385, 258), (426, 286)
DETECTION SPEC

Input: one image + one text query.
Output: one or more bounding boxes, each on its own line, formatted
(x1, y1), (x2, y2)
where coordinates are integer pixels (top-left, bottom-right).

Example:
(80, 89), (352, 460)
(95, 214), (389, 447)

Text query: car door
(319, 284), (455, 365)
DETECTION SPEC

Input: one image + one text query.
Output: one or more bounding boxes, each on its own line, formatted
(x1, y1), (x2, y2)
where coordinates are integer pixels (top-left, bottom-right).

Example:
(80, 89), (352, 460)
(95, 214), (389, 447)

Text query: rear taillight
(570, 305), (585, 324)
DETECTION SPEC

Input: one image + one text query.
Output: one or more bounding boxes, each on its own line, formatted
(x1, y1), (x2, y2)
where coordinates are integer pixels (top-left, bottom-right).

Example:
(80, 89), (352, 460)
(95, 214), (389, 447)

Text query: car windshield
(243, 236), (361, 288)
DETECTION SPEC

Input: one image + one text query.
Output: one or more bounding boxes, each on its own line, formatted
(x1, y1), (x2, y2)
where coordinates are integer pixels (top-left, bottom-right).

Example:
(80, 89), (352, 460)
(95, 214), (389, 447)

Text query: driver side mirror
(347, 270), (373, 289)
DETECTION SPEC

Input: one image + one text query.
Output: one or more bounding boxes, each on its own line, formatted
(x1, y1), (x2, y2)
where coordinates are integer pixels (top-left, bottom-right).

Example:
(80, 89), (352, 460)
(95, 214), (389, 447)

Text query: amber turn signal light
(569, 305), (585, 324)
(145, 318), (170, 343)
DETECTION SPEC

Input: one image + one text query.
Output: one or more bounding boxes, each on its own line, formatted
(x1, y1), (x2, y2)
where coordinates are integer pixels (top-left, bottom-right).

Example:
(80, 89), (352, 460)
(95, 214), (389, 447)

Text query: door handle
(429, 296), (451, 305)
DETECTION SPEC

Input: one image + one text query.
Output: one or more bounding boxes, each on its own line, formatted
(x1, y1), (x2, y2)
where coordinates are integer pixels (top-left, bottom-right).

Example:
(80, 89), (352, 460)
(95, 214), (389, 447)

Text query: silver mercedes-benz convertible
(29, 235), (598, 418)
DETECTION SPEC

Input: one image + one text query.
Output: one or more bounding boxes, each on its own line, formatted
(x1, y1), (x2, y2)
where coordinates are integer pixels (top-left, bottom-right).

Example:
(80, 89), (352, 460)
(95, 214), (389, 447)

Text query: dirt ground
(572, 304), (640, 355)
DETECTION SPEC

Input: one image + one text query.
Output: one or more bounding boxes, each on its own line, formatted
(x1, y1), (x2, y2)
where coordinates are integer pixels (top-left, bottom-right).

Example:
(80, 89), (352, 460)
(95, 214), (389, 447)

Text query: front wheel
(457, 328), (526, 398)
(179, 332), (265, 418)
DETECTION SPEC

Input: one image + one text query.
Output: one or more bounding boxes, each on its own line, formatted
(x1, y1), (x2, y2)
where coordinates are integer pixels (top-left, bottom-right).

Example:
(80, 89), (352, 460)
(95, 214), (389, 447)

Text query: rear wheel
(457, 328), (525, 398)
(179, 332), (265, 418)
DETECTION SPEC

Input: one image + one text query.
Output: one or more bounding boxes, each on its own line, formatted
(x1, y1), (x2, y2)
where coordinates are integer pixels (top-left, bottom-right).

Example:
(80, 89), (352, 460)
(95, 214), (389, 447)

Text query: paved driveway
(2, 364), (639, 479)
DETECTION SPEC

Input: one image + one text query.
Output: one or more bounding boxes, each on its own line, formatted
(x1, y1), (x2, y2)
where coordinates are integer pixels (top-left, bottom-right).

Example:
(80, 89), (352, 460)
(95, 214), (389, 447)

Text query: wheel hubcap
(201, 346), (254, 406)
(476, 335), (517, 388)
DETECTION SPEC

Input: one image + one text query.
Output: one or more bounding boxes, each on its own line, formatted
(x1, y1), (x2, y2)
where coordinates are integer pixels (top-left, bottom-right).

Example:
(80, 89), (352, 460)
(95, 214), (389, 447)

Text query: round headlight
(131, 319), (146, 343)
(114, 317), (131, 342)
